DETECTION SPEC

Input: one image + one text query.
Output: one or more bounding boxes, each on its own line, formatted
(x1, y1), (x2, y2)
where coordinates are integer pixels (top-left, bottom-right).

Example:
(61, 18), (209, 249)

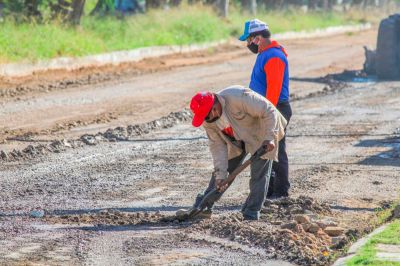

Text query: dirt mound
(263, 195), (332, 216)
(191, 214), (332, 265)
(186, 197), (342, 265)
(0, 109), (192, 162)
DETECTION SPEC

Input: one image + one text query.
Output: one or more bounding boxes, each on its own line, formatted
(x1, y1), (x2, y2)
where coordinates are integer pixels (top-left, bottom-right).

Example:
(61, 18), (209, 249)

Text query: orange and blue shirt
(249, 40), (289, 106)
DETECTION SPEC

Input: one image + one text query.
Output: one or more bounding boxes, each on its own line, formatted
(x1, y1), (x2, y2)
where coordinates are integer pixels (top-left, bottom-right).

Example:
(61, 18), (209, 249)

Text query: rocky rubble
(290, 74), (350, 102)
(87, 109), (192, 143)
(191, 216), (333, 265)
(189, 197), (346, 265)
(263, 195), (332, 216)
(0, 139), (79, 161)
(0, 109), (192, 162)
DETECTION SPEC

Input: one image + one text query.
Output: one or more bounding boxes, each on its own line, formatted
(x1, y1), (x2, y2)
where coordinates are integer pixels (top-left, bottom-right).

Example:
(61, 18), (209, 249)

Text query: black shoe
(243, 214), (258, 221)
(267, 194), (289, 201)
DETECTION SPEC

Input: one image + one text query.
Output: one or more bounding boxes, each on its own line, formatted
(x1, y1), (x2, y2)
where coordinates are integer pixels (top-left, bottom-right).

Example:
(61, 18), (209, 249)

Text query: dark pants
(267, 101), (292, 198)
(194, 151), (273, 219)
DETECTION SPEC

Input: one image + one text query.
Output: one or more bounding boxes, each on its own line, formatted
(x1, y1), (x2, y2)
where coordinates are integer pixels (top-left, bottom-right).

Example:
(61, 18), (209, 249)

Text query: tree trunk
(146, 0), (165, 9)
(0, 1), (4, 19)
(170, 0), (182, 7)
(24, 0), (42, 18)
(50, 0), (71, 20)
(50, 0), (86, 25)
(241, 0), (256, 15)
(69, 0), (86, 24)
(215, 0), (229, 17)
(307, 0), (319, 9)
(322, 0), (329, 9)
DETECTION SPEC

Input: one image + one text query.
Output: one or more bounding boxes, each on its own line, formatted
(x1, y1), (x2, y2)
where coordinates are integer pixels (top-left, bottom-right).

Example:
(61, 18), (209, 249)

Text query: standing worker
(239, 19), (292, 199)
(188, 85), (287, 220)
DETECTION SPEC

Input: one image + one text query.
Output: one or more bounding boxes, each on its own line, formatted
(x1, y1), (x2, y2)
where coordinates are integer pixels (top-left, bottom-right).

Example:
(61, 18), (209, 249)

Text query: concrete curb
(333, 224), (388, 266)
(275, 23), (371, 40)
(0, 40), (226, 78)
(0, 23), (371, 78)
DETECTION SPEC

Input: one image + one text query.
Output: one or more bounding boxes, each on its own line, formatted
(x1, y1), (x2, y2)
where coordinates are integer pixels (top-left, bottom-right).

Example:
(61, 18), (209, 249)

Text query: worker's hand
(215, 179), (229, 192)
(262, 140), (275, 153)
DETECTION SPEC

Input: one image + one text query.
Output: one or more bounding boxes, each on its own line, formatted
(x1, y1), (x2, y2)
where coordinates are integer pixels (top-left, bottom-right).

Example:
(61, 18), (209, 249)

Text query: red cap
(190, 91), (215, 127)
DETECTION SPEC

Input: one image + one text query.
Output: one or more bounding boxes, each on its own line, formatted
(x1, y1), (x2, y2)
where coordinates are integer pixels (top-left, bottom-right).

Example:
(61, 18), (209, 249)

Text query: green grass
(0, 4), (380, 63)
(346, 220), (400, 266)
(228, 9), (353, 34)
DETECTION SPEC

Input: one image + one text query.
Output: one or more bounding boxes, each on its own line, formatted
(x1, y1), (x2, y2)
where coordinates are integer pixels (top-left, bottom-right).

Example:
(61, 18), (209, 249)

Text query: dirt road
(0, 29), (375, 148)
(0, 28), (399, 265)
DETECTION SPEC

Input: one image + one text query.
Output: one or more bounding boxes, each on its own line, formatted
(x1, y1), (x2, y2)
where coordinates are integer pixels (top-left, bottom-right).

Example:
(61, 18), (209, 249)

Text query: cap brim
(192, 113), (207, 127)
(238, 33), (249, 41)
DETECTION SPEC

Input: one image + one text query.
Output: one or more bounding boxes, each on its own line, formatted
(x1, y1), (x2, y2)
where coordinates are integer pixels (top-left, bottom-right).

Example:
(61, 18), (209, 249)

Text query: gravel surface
(1, 75), (399, 264)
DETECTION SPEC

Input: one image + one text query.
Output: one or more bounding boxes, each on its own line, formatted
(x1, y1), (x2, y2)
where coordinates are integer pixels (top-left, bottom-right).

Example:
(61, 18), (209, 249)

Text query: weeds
(346, 220), (400, 265)
(0, 4), (385, 63)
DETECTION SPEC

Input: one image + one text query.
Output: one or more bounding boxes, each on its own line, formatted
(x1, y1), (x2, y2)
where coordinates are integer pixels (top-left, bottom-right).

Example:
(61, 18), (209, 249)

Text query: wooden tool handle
(225, 159), (252, 186)
(221, 147), (266, 188)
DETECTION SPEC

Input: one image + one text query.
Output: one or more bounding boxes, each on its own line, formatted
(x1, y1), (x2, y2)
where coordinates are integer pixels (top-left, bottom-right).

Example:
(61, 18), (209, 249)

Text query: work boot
(267, 194), (289, 201)
(195, 209), (212, 219)
(242, 214), (258, 221)
(175, 208), (192, 219)
(175, 208), (212, 220)
(193, 193), (204, 208)
(193, 193), (215, 211)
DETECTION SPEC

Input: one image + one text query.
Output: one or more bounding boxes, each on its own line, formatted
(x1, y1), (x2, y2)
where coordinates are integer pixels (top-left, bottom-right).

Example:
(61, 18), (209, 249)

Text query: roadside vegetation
(346, 219), (400, 265)
(0, 4), (383, 63)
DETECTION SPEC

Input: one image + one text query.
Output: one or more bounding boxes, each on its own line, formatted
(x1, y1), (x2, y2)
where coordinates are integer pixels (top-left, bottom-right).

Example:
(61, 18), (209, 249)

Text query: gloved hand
(262, 139), (275, 153)
(216, 179), (229, 192)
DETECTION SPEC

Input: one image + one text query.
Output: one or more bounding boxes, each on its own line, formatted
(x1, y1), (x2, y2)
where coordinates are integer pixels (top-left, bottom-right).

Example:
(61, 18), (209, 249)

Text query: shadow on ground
(355, 136), (400, 167)
(291, 70), (378, 83)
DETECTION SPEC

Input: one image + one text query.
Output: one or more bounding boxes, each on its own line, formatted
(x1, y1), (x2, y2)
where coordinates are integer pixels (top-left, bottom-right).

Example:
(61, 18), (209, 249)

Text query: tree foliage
(0, 0), (86, 24)
(0, 0), (396, 25)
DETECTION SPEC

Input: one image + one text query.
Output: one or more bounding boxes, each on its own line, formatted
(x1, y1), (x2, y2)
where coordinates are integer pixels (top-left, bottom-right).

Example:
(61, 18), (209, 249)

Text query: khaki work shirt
(202, 85), (287, 180)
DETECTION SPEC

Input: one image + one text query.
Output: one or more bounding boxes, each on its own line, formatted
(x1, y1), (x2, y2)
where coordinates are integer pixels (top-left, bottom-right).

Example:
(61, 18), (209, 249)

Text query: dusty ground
(0, 28), (399, 265)
(0, 29), (376, 148)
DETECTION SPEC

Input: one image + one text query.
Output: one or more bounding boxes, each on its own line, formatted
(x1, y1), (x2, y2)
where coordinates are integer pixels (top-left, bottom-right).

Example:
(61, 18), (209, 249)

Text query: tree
(216, 0), (229, 17)
(169, 0), (182, 7)
(69, 0), (85, 24)
(50, 0), (86, 24)
(90, 0), (114, 15)
(0, 0), (4, 19)
(146, 0), (165, 9)
(204, 0), (229, 17)
(241, 0), (256, 15)
(24, 0), (41, 18)
(50, 0), (71, 19)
